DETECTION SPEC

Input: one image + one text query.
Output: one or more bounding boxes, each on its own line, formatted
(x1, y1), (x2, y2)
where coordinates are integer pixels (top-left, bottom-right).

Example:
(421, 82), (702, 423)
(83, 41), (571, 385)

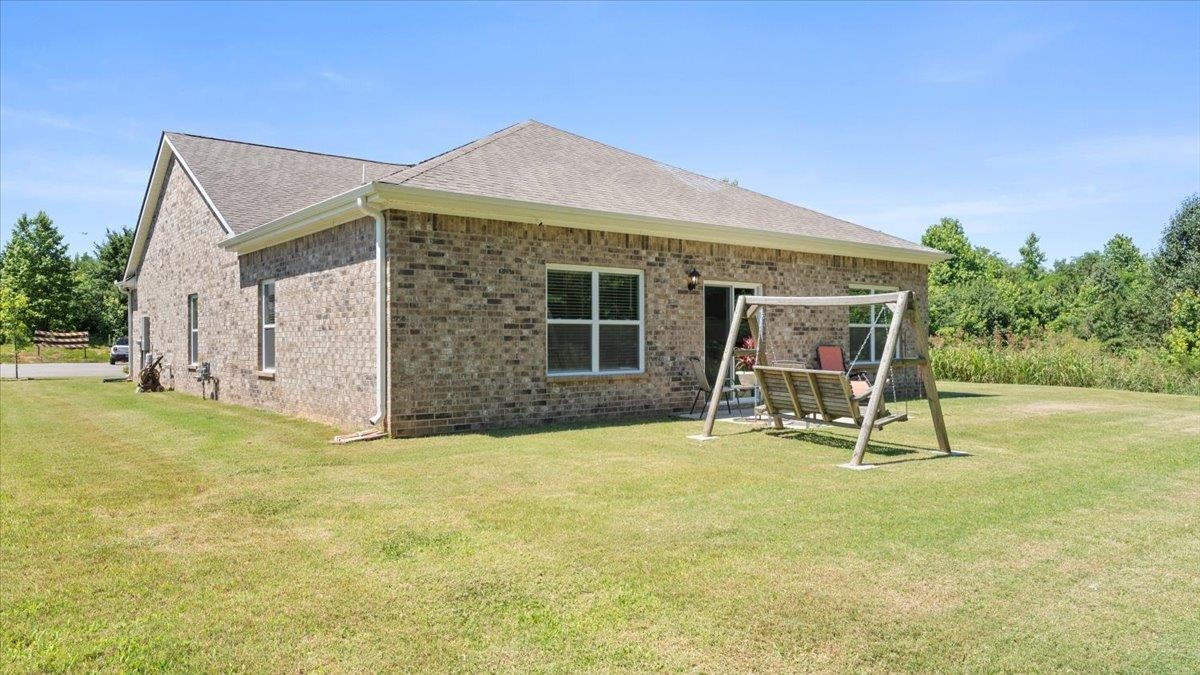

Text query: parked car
(109, 336), (129, 365)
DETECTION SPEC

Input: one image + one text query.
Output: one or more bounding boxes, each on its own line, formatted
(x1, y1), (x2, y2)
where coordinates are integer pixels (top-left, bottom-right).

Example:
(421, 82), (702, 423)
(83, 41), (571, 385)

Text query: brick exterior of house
(131, 163), (928, 435)
(129, 159), (378, 429)
(386, 211), (927, 437)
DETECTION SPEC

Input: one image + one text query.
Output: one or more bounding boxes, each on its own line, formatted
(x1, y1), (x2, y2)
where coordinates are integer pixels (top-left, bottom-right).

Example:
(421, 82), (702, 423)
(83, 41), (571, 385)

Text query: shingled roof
(379, 121), (936, 255)
(150, 121), (942, 262)
(165, 132), (407, 234)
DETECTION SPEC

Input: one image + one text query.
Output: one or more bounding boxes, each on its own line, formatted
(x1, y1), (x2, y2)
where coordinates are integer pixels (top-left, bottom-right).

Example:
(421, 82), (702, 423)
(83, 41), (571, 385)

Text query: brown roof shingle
(165, 132), (408, 234)
(380, 120), (937, 255)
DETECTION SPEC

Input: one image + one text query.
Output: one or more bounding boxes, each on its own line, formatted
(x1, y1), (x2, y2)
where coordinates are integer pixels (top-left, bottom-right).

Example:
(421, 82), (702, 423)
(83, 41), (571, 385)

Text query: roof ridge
(381, 120), (537, 184)
(164, 131), (410, 168)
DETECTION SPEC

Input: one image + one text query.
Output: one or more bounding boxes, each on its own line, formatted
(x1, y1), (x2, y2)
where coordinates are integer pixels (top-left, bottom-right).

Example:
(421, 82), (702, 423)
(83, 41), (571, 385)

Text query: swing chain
(846, 302), (905, 409)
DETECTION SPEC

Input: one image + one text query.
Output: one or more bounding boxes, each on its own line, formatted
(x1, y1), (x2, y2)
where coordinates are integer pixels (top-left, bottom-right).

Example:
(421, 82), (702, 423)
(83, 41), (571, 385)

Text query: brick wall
(131, 159), (377, 429)
(387, 211), (928, 437)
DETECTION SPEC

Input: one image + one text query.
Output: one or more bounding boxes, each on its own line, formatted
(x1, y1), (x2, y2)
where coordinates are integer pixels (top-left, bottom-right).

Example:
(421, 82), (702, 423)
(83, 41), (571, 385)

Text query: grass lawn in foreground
(1, 379), (1197, 671)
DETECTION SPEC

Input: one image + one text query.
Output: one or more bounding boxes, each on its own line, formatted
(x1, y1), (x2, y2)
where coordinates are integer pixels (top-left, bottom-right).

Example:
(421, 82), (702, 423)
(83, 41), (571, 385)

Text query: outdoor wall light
(687, 268), (701, 291)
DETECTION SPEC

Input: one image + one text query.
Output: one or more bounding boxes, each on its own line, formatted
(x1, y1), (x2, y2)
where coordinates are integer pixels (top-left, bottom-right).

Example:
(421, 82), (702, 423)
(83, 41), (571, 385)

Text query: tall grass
(931, 332), (1200, 396)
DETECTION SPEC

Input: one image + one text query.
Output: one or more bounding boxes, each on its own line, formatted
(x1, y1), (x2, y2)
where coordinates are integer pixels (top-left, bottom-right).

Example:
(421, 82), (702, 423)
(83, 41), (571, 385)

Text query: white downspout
(356, 195), (387, 427)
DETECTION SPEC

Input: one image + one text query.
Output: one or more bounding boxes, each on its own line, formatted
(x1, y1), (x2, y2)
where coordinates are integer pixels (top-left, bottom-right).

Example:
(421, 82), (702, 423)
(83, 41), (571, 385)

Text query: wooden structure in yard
(689, 290), (953, 469)
(33, 330), (89, 357)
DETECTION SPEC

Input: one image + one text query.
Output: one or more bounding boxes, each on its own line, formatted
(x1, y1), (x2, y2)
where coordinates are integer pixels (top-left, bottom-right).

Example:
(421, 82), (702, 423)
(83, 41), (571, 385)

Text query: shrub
(930, 331), (1200, 396)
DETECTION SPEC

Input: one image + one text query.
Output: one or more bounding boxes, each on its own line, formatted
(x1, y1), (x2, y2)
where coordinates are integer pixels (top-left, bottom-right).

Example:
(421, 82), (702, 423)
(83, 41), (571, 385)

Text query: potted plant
(734, 336), (757, 388)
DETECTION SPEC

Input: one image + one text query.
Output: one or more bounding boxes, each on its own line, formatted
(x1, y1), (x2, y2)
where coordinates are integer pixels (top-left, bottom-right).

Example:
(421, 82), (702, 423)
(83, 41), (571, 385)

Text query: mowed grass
(0, 344), (112, 364)
(1, 380), (1198, 672)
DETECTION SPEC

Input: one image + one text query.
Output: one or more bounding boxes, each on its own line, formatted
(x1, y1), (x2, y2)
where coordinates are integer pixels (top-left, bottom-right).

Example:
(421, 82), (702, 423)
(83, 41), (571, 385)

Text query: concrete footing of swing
(837, 462), (879, 471)
(687, 434), (719, 442)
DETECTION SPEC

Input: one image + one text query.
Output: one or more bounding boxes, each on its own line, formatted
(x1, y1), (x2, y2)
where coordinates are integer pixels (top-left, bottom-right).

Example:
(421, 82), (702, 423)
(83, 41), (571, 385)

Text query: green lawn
(0, 343), (112, 364)
(1, 380), (1197, 672)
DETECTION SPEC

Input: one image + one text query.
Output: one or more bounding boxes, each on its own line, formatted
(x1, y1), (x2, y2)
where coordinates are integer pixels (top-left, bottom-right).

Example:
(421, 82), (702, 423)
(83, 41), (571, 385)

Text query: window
(546, 266), (643, 375)
(187, 294), (199, 365)
(259, 280), (276, 371)
(849, 285), (900, 363)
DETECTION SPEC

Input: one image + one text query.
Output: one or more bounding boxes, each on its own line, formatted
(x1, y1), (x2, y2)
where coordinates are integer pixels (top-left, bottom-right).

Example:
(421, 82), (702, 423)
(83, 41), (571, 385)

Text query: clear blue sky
(2, 1), (1197, 263)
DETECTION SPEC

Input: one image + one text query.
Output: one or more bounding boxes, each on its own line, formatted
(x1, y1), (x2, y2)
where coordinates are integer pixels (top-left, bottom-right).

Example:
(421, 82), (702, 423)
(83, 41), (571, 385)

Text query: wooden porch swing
(688, 290), (954, 469)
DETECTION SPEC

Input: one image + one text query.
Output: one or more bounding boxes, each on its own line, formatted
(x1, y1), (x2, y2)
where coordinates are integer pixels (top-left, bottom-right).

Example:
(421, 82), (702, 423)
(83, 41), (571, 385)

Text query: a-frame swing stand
(687, 290), (957, 469)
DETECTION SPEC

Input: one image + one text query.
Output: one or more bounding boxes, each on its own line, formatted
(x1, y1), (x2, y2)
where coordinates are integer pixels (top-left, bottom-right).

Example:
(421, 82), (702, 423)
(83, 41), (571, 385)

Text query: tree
(1154, 193), (1200, 297)
(71, 228), (134, 341)
(1073, 235), (1160, 347)
(922, 218), (984, 286)
(0, 212), (74, 331)
(1018, 233), (1046, 280)
(921, 218), (1017, 335)
(1164, 289), (1200, 361)
(0, 283), (33, 378)
(93, 226), (134, 286)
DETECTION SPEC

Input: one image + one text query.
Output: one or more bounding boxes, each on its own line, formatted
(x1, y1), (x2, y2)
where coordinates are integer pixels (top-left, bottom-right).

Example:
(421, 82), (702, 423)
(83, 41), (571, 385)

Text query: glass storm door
(703, 283), (758, 384)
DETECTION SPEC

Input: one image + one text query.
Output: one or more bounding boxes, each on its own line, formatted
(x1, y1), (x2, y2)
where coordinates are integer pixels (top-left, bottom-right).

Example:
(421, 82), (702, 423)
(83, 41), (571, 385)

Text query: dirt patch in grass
(1013, 401), (1119, 416)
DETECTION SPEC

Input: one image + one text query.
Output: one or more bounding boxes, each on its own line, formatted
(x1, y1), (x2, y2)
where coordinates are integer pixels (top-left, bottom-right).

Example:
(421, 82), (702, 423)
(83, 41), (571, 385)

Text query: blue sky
(1, 1), (1197, 263)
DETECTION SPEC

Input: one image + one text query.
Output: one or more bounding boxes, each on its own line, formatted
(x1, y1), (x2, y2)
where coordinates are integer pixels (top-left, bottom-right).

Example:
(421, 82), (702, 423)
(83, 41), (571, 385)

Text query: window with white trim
(546, 266), (643, 375)
(849, 285), (900, 363)
(187, 294), (199, 365)
(259, 280), (276, 371)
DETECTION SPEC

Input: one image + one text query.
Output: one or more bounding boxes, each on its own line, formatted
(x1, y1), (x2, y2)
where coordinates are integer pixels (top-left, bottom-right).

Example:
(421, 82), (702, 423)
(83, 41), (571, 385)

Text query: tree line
(1, 196), (1198, 369)
(1, 212), (133, 349)
(921, 194), (1200, 365)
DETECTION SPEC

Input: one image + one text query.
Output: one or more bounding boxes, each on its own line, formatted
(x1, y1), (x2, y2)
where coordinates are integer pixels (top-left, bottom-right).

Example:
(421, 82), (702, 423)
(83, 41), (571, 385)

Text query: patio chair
(688, 356), (739, 415)
(816, 344), (872, 400)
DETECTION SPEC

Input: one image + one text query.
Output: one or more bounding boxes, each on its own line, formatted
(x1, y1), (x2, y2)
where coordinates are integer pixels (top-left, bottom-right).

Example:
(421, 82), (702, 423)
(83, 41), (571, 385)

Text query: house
(120, 120), (947, 436)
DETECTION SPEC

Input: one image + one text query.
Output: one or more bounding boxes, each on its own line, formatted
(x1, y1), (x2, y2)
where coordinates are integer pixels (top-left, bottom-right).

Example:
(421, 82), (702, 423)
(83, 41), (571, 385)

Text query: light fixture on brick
(687, 267), (701, 291)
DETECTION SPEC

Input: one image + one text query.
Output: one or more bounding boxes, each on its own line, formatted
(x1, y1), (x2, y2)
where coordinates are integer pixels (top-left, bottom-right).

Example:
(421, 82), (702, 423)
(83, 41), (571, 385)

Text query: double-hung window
(546, 266), (643, 375)
(259, 280), (276, 372)
(849, 285), (900, 363)
(187, 294), (199, 365)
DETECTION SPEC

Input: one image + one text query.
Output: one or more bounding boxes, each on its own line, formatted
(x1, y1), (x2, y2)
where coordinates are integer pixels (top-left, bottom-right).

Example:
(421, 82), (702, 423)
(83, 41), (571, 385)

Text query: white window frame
(187, 293), (199, 366)
(849, 284), (900, 363)
(259, 279), (276, 372)
(546, 264), (645, 376)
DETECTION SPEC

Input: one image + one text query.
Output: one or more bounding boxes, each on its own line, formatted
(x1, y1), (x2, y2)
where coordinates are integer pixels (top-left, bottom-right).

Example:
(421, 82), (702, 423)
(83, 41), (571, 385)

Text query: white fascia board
(122, 137), (172, 281)
(221, 182), (951, 265)
(218, 183), (377, 254)
(163, 136), (233, 236)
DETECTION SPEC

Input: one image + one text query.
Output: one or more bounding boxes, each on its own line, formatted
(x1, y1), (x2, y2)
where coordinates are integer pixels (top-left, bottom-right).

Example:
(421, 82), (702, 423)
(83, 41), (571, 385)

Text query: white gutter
(355, 196), (388, 427)
(220, 183), (376, 254)
(221, 183), (950, 265)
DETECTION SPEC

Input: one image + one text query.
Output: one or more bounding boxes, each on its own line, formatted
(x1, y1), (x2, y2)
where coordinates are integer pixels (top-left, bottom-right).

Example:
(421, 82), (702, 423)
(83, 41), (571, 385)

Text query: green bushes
(919, 196), (1200, 396)
(931, 332), (1200, 396)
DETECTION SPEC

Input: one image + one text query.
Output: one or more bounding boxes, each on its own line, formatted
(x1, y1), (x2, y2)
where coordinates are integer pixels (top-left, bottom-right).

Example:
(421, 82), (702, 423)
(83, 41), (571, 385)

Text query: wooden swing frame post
(692, 290), (952, 468)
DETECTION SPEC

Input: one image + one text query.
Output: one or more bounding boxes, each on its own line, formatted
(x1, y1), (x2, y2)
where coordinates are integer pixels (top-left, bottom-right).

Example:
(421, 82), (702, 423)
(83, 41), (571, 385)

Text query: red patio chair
(815, 344), (873, 400)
